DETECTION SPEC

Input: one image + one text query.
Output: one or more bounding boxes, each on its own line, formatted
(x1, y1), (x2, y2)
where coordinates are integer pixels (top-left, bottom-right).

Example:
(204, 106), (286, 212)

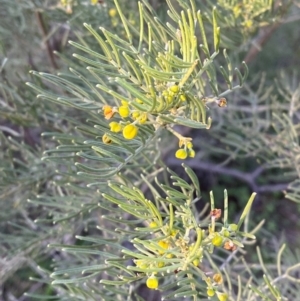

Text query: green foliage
(1, 0), (300, 300)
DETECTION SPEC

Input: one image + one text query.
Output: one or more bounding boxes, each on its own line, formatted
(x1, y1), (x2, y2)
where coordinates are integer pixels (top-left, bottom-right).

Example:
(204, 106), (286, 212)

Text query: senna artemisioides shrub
(25, 0), (300, 300)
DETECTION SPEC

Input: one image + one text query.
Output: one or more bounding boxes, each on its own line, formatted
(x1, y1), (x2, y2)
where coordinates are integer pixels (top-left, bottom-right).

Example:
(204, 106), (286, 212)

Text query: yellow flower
(169, 84), (179, 93)
(180, 94), (187, 101)
(158, 240), (169, 254)
(102, 134), (112, 144)
(157, 261), (165, 268)
(175, 149), (187, 160)
(212, 234), (223, 247)
(119, 105), (130, 118)
(193, 258), (199, 266)
(123, 124), (138, 139)
(188, 149), (195, 158)
(244, 19), (253, 29)
(149, 221), (158, 228)
(109, 121), (122, 133)
(146, 276), (158, 289)
(186, 141), (193, 149)
(108, 8), (117, 18)
(217, 292), (228, 301)
(136, 98), (143, 104)
(207, 288), (215, 297)
(90, 0), (98, 5)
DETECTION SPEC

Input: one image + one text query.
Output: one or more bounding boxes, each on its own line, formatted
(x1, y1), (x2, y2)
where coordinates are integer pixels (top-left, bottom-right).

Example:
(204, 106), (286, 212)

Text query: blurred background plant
(1, 0), (300, 300)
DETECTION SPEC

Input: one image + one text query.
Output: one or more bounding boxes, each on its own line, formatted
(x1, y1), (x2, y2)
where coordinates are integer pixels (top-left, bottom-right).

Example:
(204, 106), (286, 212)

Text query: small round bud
(212, 234), (223, 247)
(119, 105), (130, 118)
(123, 124), (138, 140)
(157, 261), (165, 268)
(169, 85), (179, 93)
(108, 8), (117, 18)
(158, 240), (169, 254)
(146, 276), (158, 289)
(131, 111), (140, 120)
(180, 94), (186, 101)
(149, 221), (158, 228)
(109, 121), (122, 133)
(207, 288), (215, 297)
(217, 292), (228, 301)
(138, 112), (147, 124)
(228, 224), (238, 231)
(175, 149), (188, 160)
(186, 141), (193, 149)
(188, 149), (195, 158)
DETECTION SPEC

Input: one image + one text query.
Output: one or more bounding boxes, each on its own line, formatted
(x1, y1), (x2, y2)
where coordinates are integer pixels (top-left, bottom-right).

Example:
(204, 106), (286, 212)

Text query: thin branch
(166, 157), (289, 193)
(35, 10), (58, 69)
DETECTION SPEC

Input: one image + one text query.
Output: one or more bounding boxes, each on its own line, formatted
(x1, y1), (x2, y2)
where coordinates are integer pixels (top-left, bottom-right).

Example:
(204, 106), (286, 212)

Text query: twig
(35, 10), (58, 69)
(243, 0), (292, 64)
(166, 157), (289, 194)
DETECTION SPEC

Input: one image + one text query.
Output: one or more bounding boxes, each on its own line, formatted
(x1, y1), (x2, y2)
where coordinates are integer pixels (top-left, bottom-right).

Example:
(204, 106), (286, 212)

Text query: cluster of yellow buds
(161, 84), (186, 107)
(102, 100), (148, 142)
(175, 140), (195, 160)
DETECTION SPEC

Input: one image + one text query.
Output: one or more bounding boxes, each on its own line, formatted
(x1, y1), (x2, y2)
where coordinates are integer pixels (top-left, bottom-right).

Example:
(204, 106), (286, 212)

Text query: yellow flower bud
(109, 121), (122, 133)
(244, 19), (253, 29)
(188, 149), (195, 158)
(131, 111), (140, 120)
(123, 124), (138, 140)
(102, 134), (112, 144)
(212, 234), (223, 247)
(166, 253), (174, 259)
(207, 288), (215, 297)
(158, 240), (169, 254)
(223, 229), (230, 237)
(136, 98), (143, 104)
(149, 221), (158, 228)
(108, 8), (117, 18)
(138, 112), (147, 124)
(186, 141), (193, 149)
(157, 261), (165, 268)
(169, 85), (179, 93)
(175, 149), (187, 160)
(135, 259), (148, 269)
(170, 229), (177, 237)
(90, 0), (98, 5)
(119, 105), (130, 118)
(217, 292), (228, 301)
(193, 258), (199, 267)
(228, 224), (238, 231)
(167, 95), (173, 103)
(180, 94), (187, 101)
(121, 100), (129, 106)
(146, 276), (158, 289)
